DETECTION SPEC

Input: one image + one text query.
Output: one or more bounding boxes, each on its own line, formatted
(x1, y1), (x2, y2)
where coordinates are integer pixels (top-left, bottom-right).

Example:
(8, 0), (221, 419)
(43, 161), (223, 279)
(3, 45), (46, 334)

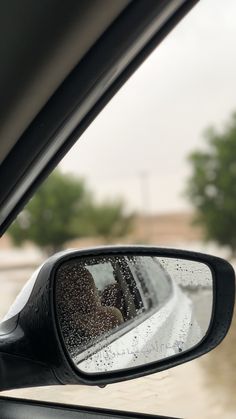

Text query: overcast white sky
(61, 0), (236, 215)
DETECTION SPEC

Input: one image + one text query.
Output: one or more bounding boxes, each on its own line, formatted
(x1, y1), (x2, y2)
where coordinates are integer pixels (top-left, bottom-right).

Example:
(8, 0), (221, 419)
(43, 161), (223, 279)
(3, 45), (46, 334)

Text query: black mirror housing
(0, 246), (234, 391)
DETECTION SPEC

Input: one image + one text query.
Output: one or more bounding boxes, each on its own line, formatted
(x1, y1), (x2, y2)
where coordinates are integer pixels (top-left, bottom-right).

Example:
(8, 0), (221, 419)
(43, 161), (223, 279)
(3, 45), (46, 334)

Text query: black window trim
(0, 0), (199, 235)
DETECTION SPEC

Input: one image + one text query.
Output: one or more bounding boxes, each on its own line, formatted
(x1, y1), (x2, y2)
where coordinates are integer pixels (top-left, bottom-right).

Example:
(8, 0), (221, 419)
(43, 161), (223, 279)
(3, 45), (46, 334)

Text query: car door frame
(0, 0), (198, 235)
(0, 396), (178, 419)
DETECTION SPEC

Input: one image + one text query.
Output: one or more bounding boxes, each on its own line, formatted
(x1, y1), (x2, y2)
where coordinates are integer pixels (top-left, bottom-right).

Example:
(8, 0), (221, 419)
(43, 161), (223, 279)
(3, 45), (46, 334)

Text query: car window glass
(127, 256), (172, 308)
(1, 0), (236, 417)
(87, 262), (115, 291)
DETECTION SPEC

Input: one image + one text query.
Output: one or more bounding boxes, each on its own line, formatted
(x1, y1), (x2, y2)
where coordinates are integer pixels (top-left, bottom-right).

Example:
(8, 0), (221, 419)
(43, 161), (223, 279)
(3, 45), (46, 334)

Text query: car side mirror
(0, 246), (234, 391)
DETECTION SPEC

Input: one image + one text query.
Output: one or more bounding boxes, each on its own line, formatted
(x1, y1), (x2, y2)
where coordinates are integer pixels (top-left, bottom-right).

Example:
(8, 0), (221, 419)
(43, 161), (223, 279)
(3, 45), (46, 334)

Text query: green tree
(9, 171), (133, 253)
(9, 171), (94, 254)
(186, 112), (236, 257)
(88, 199), (134, 243)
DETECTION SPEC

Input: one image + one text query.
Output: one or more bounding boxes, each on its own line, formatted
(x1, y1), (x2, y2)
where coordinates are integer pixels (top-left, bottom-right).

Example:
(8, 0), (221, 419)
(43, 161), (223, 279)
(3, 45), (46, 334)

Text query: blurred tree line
(10, 170), (133, 254)
(187, 112), (236, 406)
(186, 112), (236, 259)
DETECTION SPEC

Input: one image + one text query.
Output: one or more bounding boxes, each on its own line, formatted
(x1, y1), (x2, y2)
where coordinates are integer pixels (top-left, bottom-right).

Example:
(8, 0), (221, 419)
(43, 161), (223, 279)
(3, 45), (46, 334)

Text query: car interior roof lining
(0, 0), (131, 164)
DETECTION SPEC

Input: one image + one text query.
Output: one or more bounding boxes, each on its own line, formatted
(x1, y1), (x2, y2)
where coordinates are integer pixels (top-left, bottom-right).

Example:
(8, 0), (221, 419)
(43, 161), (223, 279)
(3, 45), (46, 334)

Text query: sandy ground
(0, 265), (235, 418)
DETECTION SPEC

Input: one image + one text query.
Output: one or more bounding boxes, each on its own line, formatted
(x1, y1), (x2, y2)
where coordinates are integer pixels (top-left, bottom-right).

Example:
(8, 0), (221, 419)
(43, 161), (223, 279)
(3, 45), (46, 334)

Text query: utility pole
(139, 171), (151, 241)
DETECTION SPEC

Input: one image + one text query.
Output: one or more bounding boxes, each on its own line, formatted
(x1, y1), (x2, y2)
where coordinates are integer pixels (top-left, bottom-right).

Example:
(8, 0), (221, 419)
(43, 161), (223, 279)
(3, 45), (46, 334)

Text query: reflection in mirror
(55, 254), (213, 374)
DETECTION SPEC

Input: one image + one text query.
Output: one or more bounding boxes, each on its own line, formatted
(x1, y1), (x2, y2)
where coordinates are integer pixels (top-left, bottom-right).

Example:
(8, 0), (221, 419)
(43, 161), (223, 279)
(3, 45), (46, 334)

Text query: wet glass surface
(55, 255), (213, 373)
(0, 0), (236, 416)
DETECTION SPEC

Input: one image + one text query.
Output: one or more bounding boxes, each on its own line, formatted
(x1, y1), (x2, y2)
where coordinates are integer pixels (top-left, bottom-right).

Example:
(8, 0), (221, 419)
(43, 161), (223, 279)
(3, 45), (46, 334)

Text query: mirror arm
(0, 352), (60, 391)
(0, 316), (60, 391)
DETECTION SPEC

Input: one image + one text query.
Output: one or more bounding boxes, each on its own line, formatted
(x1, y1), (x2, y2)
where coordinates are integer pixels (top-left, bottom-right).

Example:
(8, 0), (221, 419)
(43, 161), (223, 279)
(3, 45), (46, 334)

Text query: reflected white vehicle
(77, 256), (202, 373)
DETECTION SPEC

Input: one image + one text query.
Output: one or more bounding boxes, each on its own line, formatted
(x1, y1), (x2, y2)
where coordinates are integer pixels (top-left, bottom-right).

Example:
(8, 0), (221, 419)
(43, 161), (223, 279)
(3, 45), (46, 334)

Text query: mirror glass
(55, 254), (213, 374)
